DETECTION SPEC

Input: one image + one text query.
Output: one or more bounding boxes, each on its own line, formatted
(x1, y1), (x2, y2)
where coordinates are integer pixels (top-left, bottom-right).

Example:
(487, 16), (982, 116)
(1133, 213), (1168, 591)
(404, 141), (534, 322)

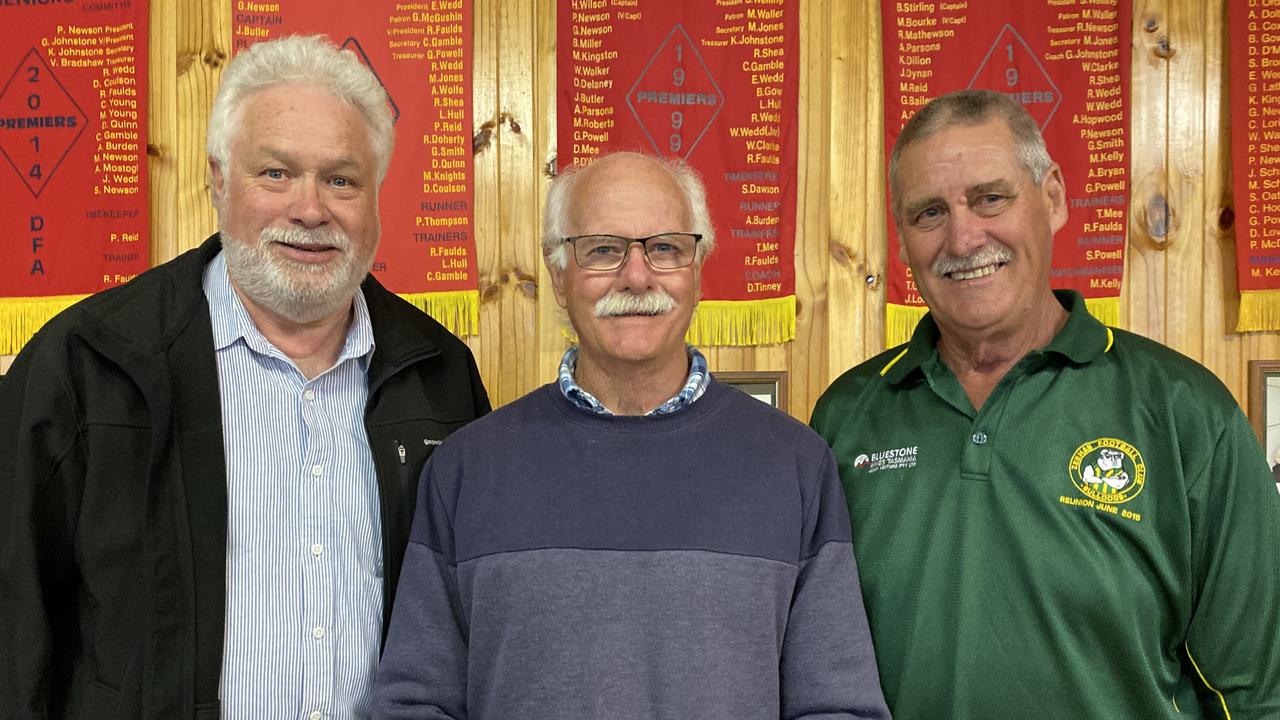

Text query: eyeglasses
(563, 233), (702, 271)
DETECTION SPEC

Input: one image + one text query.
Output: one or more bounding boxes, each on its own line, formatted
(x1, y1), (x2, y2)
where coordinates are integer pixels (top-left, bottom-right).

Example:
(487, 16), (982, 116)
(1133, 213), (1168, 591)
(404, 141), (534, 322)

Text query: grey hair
(206, 35), (394, 184)
(888, 89), (1052, 220)
(541, 153), (716, 271)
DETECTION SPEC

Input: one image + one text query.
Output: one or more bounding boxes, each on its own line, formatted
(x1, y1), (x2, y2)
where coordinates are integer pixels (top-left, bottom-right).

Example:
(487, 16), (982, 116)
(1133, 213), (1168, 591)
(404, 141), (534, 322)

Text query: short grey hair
(207, 35), (394, 184)
(888, 89), (1052, 220)
(541, 153), (716, 271)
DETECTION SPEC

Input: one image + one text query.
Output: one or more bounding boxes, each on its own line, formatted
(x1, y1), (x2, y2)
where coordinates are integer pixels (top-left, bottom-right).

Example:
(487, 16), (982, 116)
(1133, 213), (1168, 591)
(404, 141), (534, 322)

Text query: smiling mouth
(947, 263), (1004, 281)
(279, 241), (337, 253)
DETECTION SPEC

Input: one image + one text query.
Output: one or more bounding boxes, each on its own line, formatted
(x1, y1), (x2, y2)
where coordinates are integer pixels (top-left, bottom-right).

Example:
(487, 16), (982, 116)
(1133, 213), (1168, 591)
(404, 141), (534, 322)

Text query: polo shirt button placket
(960, 427), (994, 480)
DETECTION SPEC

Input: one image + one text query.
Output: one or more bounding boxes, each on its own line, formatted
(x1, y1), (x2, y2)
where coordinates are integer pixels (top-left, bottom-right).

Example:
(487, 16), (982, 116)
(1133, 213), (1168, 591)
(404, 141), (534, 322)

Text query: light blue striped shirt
(203, 252), (383, 720)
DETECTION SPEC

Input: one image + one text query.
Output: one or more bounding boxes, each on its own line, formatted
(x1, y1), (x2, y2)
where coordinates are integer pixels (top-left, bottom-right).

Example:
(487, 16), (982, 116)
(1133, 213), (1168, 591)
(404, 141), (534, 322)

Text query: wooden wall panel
(827, 0), (886, 385)
(6, 0), (1279, 423)
(1126, 0), (1169, 346)
(532, 0), (564, 391)
(495, 0), (544, 404)
(173, 0), (227, 255)
(1195, 0), (1244, 395)
(469, 0), (507, 404)
(1163, 0), (1207, 360)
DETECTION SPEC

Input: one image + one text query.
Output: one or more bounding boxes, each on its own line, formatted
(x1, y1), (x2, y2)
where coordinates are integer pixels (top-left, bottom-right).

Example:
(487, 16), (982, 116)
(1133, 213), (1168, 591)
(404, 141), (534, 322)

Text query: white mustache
(593, 289), (677, 318)
(260, 225), (350, 251)
(931, 244), (1013, 277)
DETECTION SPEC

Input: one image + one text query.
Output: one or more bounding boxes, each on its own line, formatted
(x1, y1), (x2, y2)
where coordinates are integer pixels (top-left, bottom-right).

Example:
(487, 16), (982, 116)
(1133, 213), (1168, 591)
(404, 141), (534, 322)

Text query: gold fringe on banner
(1236, 289), (1280, 332)
(1084, 296), (1121, 328)
(1, 290), (482, 355)
(396, 289), (480, 338)
(0, 294), (90, 355)
(686, 296), (796, 346)
(885, 302), (929, 348)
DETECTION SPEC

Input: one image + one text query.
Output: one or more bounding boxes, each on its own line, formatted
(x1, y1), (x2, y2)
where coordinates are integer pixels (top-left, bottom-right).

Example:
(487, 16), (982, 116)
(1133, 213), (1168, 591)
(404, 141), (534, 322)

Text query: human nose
(290, 177), (331, 228)
(944, 206), (987, 257)
(616, 241), (656, 288)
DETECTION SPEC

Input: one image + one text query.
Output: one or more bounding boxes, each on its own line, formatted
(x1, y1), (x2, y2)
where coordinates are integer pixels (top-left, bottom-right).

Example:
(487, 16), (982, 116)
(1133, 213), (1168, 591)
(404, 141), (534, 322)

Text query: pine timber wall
(2, 0), (1274, 424)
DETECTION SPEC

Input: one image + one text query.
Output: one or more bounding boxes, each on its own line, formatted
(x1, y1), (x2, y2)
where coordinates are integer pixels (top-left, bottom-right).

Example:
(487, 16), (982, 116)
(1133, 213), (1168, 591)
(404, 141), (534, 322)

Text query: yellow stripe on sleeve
(1104, 327), (1115, 353)
(1185, 644), (1231, 720)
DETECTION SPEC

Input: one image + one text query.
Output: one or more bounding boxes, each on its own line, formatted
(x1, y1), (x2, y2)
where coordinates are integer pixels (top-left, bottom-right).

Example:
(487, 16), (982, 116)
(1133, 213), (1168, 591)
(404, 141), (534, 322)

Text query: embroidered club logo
(853, 446), (918, 474)
(1068, 438), (1145, 504)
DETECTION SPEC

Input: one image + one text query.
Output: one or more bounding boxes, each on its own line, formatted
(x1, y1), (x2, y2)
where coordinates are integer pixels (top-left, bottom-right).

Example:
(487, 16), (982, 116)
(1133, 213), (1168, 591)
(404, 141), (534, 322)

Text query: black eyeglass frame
(562, 232), (703, 271)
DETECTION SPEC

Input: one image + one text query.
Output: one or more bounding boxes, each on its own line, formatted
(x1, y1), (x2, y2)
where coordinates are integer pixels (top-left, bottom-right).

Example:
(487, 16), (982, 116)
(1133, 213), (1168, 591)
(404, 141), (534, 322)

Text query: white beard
(221, 224), (373, 324)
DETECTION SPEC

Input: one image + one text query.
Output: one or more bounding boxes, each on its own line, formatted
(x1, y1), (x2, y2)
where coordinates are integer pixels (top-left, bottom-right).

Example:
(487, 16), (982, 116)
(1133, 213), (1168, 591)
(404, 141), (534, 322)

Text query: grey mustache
(594, 289), (677, 317)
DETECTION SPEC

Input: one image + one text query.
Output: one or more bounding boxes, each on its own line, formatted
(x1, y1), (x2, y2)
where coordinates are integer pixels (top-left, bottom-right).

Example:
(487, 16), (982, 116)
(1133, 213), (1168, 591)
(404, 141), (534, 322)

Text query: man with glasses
(372, 151), (889, 719)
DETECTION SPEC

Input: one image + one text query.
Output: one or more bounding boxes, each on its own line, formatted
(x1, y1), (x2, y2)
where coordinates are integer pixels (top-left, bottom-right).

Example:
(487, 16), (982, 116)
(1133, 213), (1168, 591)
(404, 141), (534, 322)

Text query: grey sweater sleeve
(780, 453), (891, 720)
(372, 459), (469, 719)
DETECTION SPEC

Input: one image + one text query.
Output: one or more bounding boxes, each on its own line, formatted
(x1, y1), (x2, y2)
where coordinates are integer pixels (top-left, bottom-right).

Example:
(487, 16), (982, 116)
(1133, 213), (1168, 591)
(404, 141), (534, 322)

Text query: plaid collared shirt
(557, 345), (709, 416)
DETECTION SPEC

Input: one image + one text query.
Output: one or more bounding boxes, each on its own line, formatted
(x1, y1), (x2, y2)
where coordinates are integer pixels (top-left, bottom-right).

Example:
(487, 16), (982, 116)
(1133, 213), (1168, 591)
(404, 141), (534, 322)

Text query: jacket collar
(65, 236), (221, 358)
(74, 233), (443, 385)
(361, 271), (444, 391)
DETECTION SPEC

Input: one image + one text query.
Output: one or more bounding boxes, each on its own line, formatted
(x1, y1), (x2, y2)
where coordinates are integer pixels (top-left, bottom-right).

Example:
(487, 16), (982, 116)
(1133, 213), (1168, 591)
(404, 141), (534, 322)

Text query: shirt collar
(557, 344), (709, 416)
(880, 289), (1111, 385)
(202, 250), (375, 372)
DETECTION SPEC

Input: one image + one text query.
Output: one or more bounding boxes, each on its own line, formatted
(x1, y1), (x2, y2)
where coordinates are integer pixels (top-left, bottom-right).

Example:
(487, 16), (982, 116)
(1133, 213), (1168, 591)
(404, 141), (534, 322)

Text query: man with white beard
(0, 35), (489, 719)
(372, 152), (889, 720)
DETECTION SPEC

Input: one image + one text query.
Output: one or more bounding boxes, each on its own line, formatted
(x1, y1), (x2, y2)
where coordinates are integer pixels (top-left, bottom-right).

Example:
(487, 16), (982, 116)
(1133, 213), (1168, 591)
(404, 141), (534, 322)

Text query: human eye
(911, 205), (945, 228)
(653, 233), (694, 254)
(263, 168), (286, 180)
(582, 236), (624, 255)
(973, 192), (1014, 215)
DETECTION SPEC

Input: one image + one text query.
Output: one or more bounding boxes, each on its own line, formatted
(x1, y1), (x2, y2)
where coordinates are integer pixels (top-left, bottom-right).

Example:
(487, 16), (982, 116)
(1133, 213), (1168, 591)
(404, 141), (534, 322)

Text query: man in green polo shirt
(811, 89), (1280, 719)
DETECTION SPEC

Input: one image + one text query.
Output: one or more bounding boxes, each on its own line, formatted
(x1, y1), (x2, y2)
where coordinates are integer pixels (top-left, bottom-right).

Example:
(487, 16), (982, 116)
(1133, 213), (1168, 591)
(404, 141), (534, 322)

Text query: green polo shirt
(811, 291), (1280, 719)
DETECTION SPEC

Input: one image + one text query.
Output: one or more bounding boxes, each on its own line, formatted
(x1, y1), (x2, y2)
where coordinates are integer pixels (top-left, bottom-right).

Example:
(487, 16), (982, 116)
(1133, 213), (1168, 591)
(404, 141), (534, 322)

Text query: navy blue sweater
(373, 379), (889, 719)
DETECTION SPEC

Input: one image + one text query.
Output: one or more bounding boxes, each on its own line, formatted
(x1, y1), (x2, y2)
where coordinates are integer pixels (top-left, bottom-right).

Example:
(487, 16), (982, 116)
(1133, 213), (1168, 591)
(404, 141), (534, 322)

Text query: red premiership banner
(557, 0), (798, 346)
(881, 0), (1131, 345)
(0, 1), (149, 354)
(1229, 0), (1280, 331)
(233, 0), (479, 336)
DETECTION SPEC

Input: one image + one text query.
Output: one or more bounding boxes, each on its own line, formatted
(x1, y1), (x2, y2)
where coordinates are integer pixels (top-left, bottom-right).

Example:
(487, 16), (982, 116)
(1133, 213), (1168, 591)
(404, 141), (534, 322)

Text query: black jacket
(0, 235), (490, 719)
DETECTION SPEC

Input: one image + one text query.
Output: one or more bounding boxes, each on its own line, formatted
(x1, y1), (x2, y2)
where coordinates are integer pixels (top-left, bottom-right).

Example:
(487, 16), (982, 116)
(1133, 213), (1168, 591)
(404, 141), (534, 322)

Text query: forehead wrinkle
(242, 143), (368, 175)
(568, 158), (690, 234)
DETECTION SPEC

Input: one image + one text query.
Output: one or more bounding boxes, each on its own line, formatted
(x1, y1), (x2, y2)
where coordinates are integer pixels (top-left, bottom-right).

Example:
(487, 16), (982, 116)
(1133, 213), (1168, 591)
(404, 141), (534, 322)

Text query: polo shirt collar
(1039, 289), (1113, 364)
(879, 289), (1111, 386)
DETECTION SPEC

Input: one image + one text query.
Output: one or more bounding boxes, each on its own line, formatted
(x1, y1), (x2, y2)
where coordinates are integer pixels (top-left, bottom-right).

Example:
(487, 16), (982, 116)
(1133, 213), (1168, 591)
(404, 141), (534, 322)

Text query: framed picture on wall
(1247, 360), (1280, 494)
(716, 371), (788, 410)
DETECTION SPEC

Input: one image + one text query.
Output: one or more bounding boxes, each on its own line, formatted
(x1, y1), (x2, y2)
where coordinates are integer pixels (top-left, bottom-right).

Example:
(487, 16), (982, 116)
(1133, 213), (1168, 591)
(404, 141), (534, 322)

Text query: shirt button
(311, 543), (324, 557)
(304, 389), (316, 401)
(309, 712), (323, 720)
(311, 464), (323, 477)
(971, 431), (988, 445)
(312, 626), (325, 639)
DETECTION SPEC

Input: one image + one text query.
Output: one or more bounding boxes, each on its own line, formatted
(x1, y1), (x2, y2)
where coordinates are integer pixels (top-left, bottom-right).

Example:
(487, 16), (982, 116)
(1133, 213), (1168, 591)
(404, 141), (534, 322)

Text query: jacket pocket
(64, 677), (124, 720)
